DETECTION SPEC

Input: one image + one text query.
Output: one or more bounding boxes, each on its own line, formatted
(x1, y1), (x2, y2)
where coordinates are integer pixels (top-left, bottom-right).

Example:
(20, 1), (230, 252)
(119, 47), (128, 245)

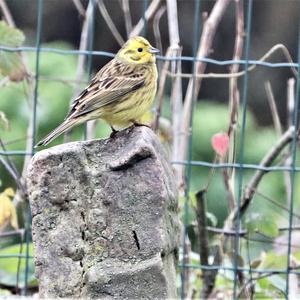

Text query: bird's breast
(101, 63), (158, 127)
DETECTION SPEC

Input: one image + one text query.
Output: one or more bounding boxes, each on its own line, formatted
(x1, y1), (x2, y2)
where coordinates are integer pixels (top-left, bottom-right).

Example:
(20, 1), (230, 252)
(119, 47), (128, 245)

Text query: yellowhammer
(36, 36), (159, 146)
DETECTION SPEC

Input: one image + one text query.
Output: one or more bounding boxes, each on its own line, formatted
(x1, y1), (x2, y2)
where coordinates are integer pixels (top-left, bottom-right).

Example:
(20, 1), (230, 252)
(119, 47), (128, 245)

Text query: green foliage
(245, 212), (279, 238)
(178, 100), (300, 297)
(0, 21), (24, 46)
(0, 41), (111, 188)
(0, 243), (36, 288)
(0, 21), (25, 80)
(255, 252), (288, 297)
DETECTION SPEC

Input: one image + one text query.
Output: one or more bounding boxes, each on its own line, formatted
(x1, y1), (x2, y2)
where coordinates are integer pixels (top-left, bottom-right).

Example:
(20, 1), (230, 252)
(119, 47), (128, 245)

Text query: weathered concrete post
(27, 126), (180, 299)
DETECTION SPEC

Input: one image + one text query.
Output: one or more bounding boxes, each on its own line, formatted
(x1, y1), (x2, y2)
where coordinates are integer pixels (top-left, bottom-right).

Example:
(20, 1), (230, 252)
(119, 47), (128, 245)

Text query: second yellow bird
(36, 36), (159, 146)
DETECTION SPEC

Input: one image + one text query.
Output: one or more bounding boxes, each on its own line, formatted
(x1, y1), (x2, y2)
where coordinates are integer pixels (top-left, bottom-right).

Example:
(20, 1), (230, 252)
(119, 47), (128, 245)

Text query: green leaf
(0, 21), (25, 81)
(0, 243), (37, 287)
(258, 252), (288, 270)
(206, 212), (218, 227)
(258, 276), (286, 297)
(0, 21), (25, 47)
(245, 212), (279, 238)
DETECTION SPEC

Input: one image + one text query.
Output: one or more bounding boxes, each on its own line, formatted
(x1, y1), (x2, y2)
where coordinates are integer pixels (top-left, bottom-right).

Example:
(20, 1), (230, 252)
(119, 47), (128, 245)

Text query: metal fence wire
(0, 0), (300, 299)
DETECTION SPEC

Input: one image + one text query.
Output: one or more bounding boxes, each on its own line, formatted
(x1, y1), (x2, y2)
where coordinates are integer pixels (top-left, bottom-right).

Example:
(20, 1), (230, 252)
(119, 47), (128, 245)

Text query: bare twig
(279, 225), (300, 231)
(231, 126), (297, 222)
(195, 190), (223, 298)
(166, 0), (179, 46)
(164, 0), (184, 191)
(121, 0), (133, 38)
(222, 4), (243, 211)
(182, 235), (191, 299)
(165, 44), (298, 80)
(0, 155), (17, 183)
(287, 78), (295, 128)
(183, 0), (231, 117)
(73, 2), (89, 81)
(65, 2), (91, 142)
(21, 80), (34, 176)
(153, 5), (166, 56)
(180, 0), (231, 182)
(222, 0), (244, 214)
(129, 0), (162, 37)
(97, 0), (125, 46)
(0, 139), (19, 179)
(169, 48), (183, 189)
(195, 190), (209, 297)
(154, 47), (172, 131)
(265, 81), (282, 136)
(0, 0), (15, 26)
(244, 235), (300, 249)
(203, 156), (217, 192)
(206, 226), (247, 236)
(285, 78), (295, 208)
(237, 271), (288, 298)
(0, 138), (26, 198)
(228, 0), (244, 137)
(72, 0), (85, 17)
(0, 155), (24, 194)
(222, 166), (236, 212)
(255, 189), (300, 220)
(218, 126), (298, 271)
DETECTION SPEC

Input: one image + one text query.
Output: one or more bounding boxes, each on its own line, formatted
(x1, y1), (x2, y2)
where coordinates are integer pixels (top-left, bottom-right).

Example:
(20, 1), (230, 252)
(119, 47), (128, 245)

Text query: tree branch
(97, 0), (125, 46)
(129, 0), (162, 37)
(265, 81), (282, 136)
(180, 0), (231, 184)
(121, 0), (132, 38)
(72, 0), (85, 17)
(0, 0), (15, 27)
(165, 44), (298, 80)
(224, 126), (298, 225)
(223, 0), (244, 213)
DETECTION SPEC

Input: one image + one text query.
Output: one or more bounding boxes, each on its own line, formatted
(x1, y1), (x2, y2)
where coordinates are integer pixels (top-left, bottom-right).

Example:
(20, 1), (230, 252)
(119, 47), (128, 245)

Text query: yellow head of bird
(117, 36), (159, 64)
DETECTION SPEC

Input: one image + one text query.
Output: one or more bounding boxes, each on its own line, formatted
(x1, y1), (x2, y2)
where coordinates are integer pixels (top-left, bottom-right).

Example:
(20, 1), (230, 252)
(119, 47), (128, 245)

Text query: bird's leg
(110, 125), (119, 138)
(130, 119), (151, 129)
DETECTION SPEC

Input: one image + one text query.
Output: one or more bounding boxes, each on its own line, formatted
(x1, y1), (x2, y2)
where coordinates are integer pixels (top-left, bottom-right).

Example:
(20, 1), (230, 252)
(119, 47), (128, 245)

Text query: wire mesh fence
(0, 0), (300, 298)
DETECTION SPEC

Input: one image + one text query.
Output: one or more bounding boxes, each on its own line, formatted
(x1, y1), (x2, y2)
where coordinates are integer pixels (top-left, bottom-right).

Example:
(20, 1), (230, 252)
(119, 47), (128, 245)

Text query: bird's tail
(35, 118), (78, 147)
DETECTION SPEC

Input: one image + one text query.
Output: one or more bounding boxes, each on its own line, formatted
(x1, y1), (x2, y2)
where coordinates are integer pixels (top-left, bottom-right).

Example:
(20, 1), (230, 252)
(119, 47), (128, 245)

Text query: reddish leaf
(211, 132), (229, 157)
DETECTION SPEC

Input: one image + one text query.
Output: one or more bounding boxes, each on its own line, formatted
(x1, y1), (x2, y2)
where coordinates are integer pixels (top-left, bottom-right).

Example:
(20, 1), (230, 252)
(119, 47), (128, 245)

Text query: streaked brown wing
(67, 59), (145, 119)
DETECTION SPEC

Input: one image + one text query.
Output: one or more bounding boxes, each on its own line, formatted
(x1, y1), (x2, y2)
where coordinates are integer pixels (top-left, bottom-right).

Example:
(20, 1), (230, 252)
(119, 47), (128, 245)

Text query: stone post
(27, 126), (180, 299)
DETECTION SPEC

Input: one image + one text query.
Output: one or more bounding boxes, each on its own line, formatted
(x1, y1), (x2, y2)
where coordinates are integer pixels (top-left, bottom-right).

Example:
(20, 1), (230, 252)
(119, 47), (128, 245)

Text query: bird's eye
(137, 48), (143, 52)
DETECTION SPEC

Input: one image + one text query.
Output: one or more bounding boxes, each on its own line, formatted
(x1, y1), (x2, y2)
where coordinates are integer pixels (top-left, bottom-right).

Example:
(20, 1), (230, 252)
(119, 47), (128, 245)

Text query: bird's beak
(149, 46), (160, 54)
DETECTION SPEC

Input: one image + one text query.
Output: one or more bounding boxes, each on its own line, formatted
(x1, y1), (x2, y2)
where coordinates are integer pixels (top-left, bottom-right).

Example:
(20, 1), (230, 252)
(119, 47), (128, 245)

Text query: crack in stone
(79, 211), (87, 295)
(132, 230), (140, 250)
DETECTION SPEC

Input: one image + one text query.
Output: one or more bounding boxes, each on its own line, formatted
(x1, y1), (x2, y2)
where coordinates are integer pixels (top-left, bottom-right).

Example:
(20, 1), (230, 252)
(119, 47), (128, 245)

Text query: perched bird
(36, 36), (159, 147)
